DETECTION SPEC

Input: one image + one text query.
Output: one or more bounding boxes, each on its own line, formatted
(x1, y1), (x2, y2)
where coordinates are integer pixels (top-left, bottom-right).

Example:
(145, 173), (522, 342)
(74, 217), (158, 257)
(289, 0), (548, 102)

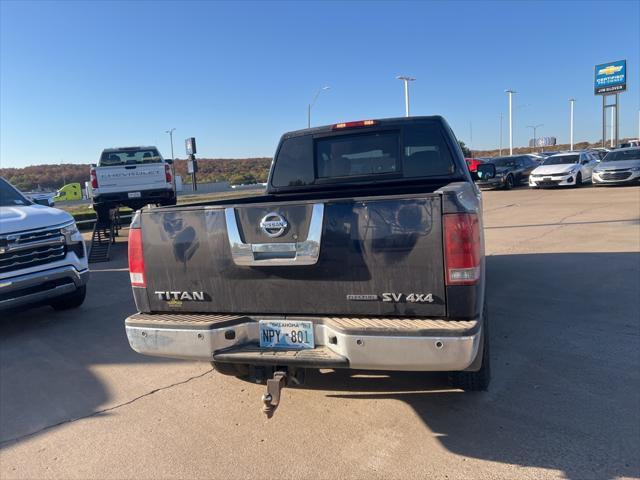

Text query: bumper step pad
(214, 345), (348, 368)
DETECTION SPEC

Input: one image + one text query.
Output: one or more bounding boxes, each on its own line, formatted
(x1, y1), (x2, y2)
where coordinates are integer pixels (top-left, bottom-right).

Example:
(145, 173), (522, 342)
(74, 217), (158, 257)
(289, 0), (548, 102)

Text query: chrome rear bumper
(125, 314), (482, 372)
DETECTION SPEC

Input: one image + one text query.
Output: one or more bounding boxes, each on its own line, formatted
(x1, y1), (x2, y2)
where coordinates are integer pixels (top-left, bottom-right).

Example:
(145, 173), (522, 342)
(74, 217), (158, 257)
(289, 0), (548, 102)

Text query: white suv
(0, 177), (89, 311)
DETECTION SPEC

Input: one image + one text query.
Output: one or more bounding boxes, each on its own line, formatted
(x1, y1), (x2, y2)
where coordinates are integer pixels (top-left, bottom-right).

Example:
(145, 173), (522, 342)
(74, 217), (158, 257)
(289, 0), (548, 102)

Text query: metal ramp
(88, 209), (120, 263)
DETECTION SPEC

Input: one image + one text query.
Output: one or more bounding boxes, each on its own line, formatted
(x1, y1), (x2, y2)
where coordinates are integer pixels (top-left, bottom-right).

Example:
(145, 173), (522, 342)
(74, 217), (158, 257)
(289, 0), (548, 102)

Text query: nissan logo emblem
(260, 212), (288, 238)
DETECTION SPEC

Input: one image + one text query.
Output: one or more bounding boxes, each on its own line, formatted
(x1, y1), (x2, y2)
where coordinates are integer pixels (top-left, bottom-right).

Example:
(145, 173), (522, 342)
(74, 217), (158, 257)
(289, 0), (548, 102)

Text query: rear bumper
(0, 265), (89, 310)
(125, 314), (482, 371)
(93, 188), (175, 206)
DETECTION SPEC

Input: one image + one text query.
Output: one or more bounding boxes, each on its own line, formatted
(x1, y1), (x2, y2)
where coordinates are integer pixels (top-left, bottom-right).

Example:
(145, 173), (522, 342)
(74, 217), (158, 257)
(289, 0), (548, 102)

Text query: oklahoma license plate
(259, 320), (314, 349)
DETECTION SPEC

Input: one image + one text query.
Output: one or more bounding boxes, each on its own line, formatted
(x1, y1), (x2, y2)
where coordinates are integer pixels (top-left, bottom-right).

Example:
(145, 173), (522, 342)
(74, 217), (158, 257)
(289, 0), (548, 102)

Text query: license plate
(259, 320), (314, 349)
(128, 192), (142, 199)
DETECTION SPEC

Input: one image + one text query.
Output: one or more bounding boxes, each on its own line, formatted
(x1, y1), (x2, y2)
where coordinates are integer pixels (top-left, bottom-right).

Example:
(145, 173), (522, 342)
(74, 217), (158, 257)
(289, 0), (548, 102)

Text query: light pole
(499, 113), (503, 156)
(527, 124), (543, 152)
(307, 86), (330, 128)
(505, 89), (517, 154)
(569, 98), (575, 150)
(397, 76), (416, 117)
(165, 128), (176, 159)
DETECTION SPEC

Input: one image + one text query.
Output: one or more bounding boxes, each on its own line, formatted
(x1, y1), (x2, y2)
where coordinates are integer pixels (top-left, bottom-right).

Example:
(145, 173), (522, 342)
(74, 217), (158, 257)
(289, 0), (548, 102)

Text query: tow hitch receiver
(261, 371), (287, 418)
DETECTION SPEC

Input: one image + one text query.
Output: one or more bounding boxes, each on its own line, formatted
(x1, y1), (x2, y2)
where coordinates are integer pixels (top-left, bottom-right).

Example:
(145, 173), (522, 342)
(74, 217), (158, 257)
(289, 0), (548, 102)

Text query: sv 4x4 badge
(346, 293), (434, 303)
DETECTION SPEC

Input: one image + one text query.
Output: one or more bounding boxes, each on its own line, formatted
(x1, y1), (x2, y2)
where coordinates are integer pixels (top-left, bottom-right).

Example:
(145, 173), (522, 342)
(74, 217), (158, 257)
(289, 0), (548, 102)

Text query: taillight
(128, 228), (146, 287)
(165, 163), (172, 183)
(443, 213), (481, 285)
(90, 168), (98, 189)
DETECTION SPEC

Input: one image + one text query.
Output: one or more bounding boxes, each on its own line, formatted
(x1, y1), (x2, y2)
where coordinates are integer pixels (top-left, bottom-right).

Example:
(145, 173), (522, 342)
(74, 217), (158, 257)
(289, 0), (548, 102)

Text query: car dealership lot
(1, 186), (639, 480)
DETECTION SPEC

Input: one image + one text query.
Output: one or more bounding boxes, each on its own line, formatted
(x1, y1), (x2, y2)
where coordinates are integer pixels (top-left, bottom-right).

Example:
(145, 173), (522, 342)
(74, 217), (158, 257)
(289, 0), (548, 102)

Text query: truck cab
(53, 183), (82, 202)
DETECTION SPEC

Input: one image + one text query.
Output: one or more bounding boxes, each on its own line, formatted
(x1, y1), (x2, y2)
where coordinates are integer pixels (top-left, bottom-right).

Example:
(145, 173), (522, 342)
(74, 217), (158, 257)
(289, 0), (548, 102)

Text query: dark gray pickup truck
(125, 116), (495, 412)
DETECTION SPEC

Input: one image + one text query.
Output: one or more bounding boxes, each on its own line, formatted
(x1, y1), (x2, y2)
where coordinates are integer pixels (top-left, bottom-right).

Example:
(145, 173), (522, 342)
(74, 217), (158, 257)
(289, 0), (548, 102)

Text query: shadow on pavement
(302, 252), (640, 480)
(0, 243), (178, 445)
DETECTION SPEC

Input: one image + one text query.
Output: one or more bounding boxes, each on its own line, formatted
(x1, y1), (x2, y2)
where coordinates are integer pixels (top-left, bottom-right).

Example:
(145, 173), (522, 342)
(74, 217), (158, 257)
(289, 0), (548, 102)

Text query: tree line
(0, 158), (273, 191)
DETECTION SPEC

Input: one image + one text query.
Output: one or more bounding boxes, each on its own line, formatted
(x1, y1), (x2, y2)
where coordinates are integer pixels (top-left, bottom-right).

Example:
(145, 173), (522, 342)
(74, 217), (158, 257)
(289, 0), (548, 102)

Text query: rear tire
(211, 361), (249, 378)
(449, 306), (491, 391)
(50, 286), (87, 310)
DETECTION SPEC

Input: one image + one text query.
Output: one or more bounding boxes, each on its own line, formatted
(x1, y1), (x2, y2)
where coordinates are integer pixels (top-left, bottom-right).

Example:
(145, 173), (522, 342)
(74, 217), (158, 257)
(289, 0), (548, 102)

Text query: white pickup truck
(0, 177), (89, 311)
(89, 146), (176, 221)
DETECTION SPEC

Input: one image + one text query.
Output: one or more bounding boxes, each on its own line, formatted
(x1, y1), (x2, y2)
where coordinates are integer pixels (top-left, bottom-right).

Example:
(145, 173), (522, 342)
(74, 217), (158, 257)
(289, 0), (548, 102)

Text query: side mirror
(165, 158), (173, 165)
(33, 197), (50, 207)
(474, 163), (496, 181)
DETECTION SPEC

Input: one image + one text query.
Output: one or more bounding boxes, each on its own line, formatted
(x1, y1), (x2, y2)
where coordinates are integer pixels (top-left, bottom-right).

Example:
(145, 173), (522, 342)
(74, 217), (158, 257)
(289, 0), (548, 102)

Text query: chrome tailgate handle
(224, 204), (324, 266)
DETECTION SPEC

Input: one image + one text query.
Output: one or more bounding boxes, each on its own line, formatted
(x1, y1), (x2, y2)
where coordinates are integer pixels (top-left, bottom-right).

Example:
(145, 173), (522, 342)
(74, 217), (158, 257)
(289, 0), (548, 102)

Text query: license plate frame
(128, 191), (142, 199)
(259, 320), (315, 350)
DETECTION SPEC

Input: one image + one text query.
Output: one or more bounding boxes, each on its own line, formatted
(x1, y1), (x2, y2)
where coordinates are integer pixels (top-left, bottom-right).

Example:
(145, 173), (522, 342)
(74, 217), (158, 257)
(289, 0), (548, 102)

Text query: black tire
(449, 306), (491, 391)
(50, 286), (87, 310)
(161, 196), (177, 207)
(574, 172), (582, 187)
(94, 205), (110, 223)
(504, 175), (514, 190)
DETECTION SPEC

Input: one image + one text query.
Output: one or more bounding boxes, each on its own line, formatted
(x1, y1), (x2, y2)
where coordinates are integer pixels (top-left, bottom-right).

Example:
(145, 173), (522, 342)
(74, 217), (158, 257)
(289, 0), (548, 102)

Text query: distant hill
(0, 158), (272, 192)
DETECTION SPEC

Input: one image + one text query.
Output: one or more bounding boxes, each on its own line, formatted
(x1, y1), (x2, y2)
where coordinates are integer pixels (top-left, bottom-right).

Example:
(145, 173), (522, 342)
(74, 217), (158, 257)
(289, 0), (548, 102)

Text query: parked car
(124, 116), (494, 409)
(475, 155), (537, 190)
(529, 151), (599, 188)
(592, 147), (640, 186)
(619, 140), (640, 148)
(24, 192), (55, 207)
(0, 177), (89, 311)
(465, 157), (484, 172)
(89, 146), (176, 222)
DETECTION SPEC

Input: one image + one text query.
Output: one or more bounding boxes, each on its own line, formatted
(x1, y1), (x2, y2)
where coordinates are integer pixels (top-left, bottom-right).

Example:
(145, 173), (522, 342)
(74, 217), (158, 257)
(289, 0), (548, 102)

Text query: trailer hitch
(261, 371), (287, 418)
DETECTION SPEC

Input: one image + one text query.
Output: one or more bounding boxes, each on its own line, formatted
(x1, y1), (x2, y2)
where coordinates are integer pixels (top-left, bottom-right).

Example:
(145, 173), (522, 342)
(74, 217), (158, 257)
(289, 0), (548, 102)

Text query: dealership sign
(529, 137), (557, 147)
(594, 60), (627, 95)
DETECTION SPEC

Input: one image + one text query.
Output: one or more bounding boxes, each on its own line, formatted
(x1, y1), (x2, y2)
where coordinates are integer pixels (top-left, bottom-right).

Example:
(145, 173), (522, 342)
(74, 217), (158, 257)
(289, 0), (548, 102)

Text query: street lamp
(165, 128), (176, 159)
(499, 113), (503, 156)
(568, 98), (576, 150)
(527, 124), (544, 152)
(505, 89), (517, 154)
(397, 76), (416, 117)
(308, 86), (330, 128)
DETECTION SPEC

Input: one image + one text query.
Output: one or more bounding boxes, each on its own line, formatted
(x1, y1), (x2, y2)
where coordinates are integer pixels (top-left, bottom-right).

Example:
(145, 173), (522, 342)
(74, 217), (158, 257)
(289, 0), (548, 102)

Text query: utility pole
(527, 124), (543, 152)
(505, 89), (517, 155)
(165, 128), (176, 159)
(397, 76), (416, 117)
(611, 108), (615, 148)
(307, 86), (330, 128)
(569, 98), (575, 150)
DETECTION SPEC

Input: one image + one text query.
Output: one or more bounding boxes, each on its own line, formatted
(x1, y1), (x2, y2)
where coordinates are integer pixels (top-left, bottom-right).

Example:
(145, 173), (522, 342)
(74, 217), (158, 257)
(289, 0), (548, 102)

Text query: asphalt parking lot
(1, 185), (639, 480)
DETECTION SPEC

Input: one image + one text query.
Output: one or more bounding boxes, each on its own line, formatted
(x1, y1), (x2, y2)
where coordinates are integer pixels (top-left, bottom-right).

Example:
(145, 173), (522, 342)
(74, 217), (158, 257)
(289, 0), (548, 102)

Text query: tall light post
(165, 128), (176, 159)
(499, 113), (503, 156)
(505, 89), (517, 154)
(307, 86), (330, 128)
(527, 124), (544, 152)
(397, 76), (416, 117)
(568, 98), (576, 150)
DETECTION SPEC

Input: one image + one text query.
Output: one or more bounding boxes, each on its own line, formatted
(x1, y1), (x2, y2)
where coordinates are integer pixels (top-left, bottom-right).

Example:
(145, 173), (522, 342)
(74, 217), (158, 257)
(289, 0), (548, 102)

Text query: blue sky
(1, 0), (638, 167)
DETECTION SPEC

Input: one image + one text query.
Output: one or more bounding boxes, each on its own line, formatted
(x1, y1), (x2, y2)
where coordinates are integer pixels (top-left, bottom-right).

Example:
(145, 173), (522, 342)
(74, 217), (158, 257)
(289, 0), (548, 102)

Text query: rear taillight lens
(90, 168), (98, 189)
(165, 163), (172, 183)
(444, 213), (481, 285)
(128, 228), (146, 287)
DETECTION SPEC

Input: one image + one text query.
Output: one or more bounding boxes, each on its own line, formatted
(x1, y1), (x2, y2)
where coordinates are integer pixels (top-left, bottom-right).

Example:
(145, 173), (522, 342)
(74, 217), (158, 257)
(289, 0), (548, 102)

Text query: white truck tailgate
(96, 164), (167, 194)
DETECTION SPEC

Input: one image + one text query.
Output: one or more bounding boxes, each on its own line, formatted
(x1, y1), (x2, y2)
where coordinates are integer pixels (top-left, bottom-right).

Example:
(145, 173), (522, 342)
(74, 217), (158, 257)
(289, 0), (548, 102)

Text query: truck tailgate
(141, 195), (446, 317)
(96, 164), (167, 193)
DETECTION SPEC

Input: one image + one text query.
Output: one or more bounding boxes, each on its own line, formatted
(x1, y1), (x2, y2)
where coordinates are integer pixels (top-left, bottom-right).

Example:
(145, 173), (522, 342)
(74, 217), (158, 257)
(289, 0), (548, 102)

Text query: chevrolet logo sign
(598, 65), (623, 76)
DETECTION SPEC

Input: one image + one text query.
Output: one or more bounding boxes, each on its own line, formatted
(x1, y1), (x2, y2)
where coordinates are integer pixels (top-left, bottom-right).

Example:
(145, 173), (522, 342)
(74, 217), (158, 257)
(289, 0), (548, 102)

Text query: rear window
(271, 122), (456, 188)
(99, 148), (162, 166)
